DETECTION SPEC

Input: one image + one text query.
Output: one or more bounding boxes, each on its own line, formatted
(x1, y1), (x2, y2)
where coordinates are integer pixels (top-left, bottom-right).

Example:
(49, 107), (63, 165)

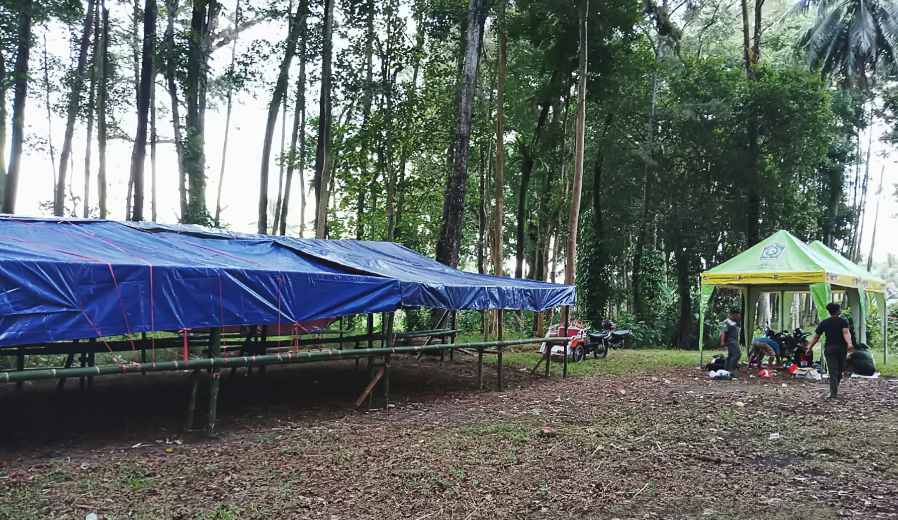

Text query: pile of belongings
(703, 354), (727, 372)
(709, 369), (733, 380)
(787, 363), (822, 380)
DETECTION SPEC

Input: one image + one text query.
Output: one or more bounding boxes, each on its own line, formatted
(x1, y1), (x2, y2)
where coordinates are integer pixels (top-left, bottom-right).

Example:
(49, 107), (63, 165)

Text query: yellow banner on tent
(701, 270), (884, 291)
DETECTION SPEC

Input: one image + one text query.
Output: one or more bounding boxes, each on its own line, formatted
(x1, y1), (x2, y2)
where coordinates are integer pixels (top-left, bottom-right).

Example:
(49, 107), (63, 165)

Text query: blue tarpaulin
(0, 217), (576, 348)
(126, 223), (576, 312)
(0, 218), (400, 348)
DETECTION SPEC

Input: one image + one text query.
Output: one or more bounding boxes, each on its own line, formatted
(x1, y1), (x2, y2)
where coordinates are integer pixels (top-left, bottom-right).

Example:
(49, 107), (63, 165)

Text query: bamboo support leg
(562, 306), (569, 379)
(79, 352), (86, 391)
(497, 310), (505, 391)
(477, 347), (484, 390)
(256, 326), (268, 378)
(141, 332), (147, 374)
(15, 352), (24, 391)
(205, 328), (222, 435)
(355, 366), (385, 407)
(383, 312), (395, 409)
(56, 353), (76, 392)
(87, 350), (95, 389)
(383, 355), (391, 408)
(186, 370), (201, 431)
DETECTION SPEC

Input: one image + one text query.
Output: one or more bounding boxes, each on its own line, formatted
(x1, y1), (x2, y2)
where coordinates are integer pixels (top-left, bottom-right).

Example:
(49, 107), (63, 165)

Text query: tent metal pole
(205, 327), (222, 435)
(497, 309), (505, 391)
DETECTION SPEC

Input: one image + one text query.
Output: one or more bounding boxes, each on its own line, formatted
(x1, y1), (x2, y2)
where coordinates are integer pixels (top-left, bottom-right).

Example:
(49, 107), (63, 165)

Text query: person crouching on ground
(793, 341), (814, 367)
(720, 309), (742, 376)
(806, 302), (854, 399)
(750, 336), (780, 369)
(846, 343), (876, 377)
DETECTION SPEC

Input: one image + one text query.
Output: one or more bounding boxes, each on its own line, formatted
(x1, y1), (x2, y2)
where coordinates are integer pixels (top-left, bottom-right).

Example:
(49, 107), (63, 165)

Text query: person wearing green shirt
(846, 343), (876, 377)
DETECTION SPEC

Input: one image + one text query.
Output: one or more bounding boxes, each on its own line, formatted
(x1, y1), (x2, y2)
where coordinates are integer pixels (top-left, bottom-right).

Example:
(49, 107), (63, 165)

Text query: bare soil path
(1, 351), (897, 520)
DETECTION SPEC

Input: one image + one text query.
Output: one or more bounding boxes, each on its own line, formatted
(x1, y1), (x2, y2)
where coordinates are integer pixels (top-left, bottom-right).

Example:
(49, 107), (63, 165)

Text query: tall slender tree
(129, 0), (156, 221)
(97, 2), (109, 219)
(565, 0), (588, 286)
(435, 0), (486, 267)
(493, 17), (506, 276)
(55, 0), (96, 216)
(83, 3), (102, 218)
(258, 1), (304, 234)
(279, 0), (308, 236)
(314, 0), (335, 238)
(214, 0), (241, 227)
(2, 0), (35, 214)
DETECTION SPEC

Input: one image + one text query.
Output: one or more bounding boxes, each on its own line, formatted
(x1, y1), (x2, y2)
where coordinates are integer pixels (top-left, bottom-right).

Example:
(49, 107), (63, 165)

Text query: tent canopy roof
(701, 230), (884, 292)
(0, 217), (574, 348)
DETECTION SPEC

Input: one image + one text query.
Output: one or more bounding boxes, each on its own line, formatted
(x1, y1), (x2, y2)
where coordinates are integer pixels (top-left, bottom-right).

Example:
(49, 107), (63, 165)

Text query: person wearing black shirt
(807, 302), (854, 399)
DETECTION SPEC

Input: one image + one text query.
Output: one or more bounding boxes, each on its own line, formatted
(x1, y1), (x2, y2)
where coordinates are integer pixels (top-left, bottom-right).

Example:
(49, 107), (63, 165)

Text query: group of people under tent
(718, 302), (876, 399)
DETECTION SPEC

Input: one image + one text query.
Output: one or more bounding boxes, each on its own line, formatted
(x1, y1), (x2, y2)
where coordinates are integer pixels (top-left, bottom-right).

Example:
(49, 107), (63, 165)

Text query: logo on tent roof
(759, 242), (786, 261)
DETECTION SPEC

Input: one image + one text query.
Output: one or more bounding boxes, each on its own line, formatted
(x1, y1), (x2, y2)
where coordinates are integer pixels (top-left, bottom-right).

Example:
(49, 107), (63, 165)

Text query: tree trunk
(83, 6), (102, 218)
(494, 29), (506, 276)
(129, 0), (156, 221)
(258, 2), (303, 234)
(356, 0), (375, 240)
(515, 102), (551, 278)
(384, 6), (397, 242)
(42, 34), (58, 191)
(564, 0), (588, 287)
(272, 95), (288, 234)
(314, 0), (335, 237)
(867, 165), (885, 272)
(740, 0), (750, 74)
(0, 49), (5, 181)
(434, 0), (486, 267)
(3, 1), (34, 214)
(752, 0), (764, 64)
(55, 0), (96, 216)
(214, 0), (241, 227)
(184, 0), (219, 224)
(279, 0), (307, 236)
(150, 75), (157, 222)
(164, 0), (188, 220)
(632, 45), (659, 321)
(853, 112), (874, 262)
(97, 4), (109, 219)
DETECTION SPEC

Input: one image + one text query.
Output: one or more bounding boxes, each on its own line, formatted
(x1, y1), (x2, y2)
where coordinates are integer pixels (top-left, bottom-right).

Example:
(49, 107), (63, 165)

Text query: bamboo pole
(562, 306), (569, 379)
(87, 349), (95, 389)
(0, 338), (568, 383)
(257, 325), (268, 377)
(477, 347), (484, 390)
(354, 366), (385, 407)
(56, 352), (76, 392)
(15, 350), (24, 391)
(185, 370), (201, 431)
(205, 328), (222, 435)
(450, 311), (458, 362)
(383, 312), (395, 409)
(497, 309), (504, 391)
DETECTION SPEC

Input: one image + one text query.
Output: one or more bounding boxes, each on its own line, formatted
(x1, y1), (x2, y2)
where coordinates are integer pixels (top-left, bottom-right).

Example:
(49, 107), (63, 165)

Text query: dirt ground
(1, 351), (898, 520)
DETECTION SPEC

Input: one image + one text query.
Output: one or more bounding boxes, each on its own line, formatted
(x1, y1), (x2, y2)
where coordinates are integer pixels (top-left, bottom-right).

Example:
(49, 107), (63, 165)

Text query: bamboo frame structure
(1, 310), (572, 433)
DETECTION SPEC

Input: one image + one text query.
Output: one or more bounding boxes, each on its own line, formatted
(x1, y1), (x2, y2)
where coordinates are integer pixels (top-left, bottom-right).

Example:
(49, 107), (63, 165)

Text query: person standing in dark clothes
(807, 302), (854, 398)
(720, 310), (742, 376)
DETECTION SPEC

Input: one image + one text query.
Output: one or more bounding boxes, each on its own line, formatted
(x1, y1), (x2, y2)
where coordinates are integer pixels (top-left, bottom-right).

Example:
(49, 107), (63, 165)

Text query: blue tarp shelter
(0, 217), (576, 348)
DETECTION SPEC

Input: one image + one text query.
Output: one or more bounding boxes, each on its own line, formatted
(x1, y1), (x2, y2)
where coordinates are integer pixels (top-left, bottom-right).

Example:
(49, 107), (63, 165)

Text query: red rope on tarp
(217, 271), (226, 349)
(79, 301), (125, 366)
(0, 231), (140, 362)
(277, 273), (283, 349)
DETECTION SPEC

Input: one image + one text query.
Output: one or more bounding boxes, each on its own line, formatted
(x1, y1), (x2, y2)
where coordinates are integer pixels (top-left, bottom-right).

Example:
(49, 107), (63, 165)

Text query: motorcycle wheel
(572, 344), (586, 363)
(593, 343), (608, 359)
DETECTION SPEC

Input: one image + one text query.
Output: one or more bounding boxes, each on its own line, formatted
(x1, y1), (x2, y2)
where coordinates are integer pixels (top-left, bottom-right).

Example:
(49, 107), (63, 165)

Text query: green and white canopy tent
(698, 230), (889, 365)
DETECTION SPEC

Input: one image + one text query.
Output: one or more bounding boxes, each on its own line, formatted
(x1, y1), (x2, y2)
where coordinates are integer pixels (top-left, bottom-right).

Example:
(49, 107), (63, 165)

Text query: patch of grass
(498, 348), (701, 376)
